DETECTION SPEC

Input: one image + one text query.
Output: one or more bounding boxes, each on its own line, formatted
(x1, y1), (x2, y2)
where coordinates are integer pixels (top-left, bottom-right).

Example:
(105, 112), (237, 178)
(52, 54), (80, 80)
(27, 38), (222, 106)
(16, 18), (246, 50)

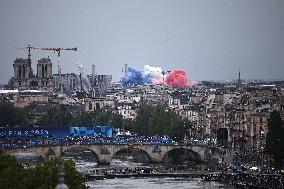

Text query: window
(42, 65), (45, 77)
(95, 103), (100, 110)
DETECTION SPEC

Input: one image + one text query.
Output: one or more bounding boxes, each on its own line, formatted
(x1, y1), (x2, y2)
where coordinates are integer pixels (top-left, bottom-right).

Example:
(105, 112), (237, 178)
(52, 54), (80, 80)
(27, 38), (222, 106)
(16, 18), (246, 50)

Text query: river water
(13, 150), (235, 189)
(88, 177), (233, 189)
(72, 160), (233, 189)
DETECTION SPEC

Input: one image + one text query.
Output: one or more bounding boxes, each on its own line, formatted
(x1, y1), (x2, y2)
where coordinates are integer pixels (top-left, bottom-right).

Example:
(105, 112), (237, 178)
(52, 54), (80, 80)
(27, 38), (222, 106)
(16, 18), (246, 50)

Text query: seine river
(13, 149), (235, 189)
(65, 149), (235, 189)
(70, 159), (233, 189)
(88, 177), (233, 189)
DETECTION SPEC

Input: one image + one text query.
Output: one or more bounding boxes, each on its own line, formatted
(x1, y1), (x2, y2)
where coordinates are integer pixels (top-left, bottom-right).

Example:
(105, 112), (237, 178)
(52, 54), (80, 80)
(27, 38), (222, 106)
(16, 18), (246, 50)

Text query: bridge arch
(10, 152), (46, 163)
(59, 145), (100, 164)
(62, 146), (99, 161)
(162, 148), (203, 165)
(5, 147), (56, 161)
(111, 147), (151, 165)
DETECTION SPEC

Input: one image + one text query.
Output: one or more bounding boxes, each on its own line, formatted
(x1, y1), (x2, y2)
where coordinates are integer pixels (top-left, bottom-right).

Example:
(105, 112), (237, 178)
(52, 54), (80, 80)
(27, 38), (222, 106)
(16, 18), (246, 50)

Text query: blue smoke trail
(121, 67), (152, 86)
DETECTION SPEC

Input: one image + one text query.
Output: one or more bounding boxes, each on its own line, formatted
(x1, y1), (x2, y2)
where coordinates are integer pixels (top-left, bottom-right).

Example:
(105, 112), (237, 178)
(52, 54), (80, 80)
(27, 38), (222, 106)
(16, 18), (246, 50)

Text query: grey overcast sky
(0, 0), (284, 83)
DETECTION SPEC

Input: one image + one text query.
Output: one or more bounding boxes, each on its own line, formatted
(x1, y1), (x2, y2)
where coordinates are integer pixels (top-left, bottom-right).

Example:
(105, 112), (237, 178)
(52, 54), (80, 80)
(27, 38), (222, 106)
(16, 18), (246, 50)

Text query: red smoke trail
(165, 69), (197, 87)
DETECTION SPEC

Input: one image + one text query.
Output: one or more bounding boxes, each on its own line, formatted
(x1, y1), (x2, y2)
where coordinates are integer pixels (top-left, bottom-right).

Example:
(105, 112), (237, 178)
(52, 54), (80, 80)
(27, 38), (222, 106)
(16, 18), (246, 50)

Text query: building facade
(53, 73), (78, 94)
(11, 57), (53, 91)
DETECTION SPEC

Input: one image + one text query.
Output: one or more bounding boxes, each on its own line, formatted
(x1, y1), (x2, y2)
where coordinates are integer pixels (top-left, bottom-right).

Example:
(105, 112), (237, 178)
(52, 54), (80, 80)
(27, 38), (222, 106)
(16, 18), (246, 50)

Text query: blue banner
(69, 126), (112, 137)
(0, 126), (112, 138)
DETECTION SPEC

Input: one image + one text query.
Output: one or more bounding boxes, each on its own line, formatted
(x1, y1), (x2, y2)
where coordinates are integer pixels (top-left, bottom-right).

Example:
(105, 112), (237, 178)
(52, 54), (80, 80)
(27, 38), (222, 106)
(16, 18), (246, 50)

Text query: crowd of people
(0, 138), (43, 148)
(204, 172), (284, 189)
(89, 167), (157, 176)
(89, 166), (207, 176)
(0, 135), (175, 148)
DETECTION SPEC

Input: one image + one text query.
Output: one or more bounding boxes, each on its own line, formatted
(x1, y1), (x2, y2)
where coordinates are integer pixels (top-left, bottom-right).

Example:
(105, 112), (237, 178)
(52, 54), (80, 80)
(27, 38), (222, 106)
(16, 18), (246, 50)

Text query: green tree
(95, 110), (112, 125)
(37, 105), (73, 126)
(70, 110), (124, 129)
(131, 104), (193, 141)
(0, 151), (88, 189)
(0, 102), (28, 127)
(134, 105), (151, 134)
(72, 112), (96, 126)
(265, 111), (284, 169)
(109, 113), (123, 129)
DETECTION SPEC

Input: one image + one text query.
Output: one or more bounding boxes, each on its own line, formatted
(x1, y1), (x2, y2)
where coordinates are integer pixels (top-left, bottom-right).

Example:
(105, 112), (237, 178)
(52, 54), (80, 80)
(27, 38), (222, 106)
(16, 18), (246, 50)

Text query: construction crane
(15, 45), (38, 62)
(16, 45), (77, 92)
(40, 47), (78, 92)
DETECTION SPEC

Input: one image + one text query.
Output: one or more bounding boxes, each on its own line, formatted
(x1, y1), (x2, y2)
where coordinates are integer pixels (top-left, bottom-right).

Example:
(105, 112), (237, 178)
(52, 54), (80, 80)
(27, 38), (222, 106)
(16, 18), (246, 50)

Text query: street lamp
(55, 140), (69, 189)
(55, 170), (69, 189)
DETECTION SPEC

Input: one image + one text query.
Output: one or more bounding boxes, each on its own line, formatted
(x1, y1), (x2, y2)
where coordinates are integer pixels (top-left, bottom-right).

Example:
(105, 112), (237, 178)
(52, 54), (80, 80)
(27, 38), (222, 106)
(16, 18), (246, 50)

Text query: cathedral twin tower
(12, 56), (53, 91)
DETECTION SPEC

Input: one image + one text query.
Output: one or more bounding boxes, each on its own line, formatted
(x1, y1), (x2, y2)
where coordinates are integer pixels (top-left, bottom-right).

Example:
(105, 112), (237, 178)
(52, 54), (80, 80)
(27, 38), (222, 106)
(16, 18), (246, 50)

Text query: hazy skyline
(0, 0), (284, 83)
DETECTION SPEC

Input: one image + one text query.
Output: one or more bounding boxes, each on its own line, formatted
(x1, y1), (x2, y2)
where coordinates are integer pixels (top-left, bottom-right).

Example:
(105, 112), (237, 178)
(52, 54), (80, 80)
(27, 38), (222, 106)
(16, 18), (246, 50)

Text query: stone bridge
(1, 143), (222, 165)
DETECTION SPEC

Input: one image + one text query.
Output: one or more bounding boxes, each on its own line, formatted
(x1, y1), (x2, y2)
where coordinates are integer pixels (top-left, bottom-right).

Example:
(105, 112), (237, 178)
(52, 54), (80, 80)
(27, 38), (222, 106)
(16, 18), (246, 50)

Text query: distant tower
(13, 57), (33, 90)
(92, 65), (96, 77)
(90, 65), (97, 96)
(124, 64), (128, 77)
(37, 58), (52, 78)
(237, 69), (242, 89)
(91, 64), (96, 87)
(37, 57), (53, 91)
(162, 71), (166, 85)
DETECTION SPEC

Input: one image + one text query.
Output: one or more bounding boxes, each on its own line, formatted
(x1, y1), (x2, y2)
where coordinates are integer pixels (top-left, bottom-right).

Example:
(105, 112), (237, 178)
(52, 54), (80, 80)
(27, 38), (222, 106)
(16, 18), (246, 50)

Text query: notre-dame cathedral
(10, 55), (53, 91)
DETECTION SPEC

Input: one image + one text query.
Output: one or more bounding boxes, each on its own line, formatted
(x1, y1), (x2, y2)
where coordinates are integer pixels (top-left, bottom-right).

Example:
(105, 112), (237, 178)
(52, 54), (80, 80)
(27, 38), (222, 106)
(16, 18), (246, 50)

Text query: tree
(0, 151), (88, 189)
(133, 105), (151, 134)
(0, 102), (28, 127)
(72, 112), (96, 126)
(132, 104), (193, 141)
(109, 113), (123, 129)
(37, 105), (73, 126)
(265, 111), (284, 169)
